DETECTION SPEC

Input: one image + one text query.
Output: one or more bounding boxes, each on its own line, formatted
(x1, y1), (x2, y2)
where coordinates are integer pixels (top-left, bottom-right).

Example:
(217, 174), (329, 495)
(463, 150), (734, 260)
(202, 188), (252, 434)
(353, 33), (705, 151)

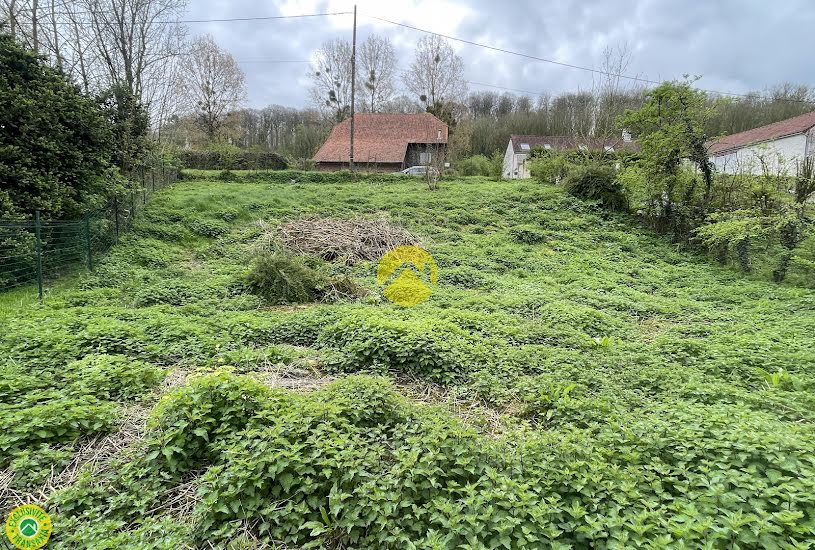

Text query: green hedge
(178, 150), (288, 170)
(183, 169), (414, 185)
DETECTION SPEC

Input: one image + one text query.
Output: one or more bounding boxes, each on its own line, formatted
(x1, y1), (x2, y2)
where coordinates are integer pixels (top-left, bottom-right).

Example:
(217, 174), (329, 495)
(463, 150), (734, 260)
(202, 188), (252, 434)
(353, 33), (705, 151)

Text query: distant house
(708, 111), (815, 175)
(502, 134), (638, 179)
(313, 113), (448, 172)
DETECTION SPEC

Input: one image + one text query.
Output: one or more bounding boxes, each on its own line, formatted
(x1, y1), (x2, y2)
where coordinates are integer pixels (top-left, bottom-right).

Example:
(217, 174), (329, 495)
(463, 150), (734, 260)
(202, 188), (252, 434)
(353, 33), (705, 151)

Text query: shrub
(64, 354), (165, 401)
(563, 164), (628, 211)
(318, 314), (467, 381)
(0, 396), (118, 466)
(55, 517), (193, 549)
(8, 444), (75, 491)
(131, 280), (218, 307)
(316, 375), (409, 429)
(147, 369), (273, 473)
(178, 149), (288, 171)
(186, 217), (230, 237)
(0, 33), (118, 219)
(456, 155), (493, 176)
(245, 250), (328, 304)
(443, 266), (490, 288)
(509, 224), (546, 244)
(530, 154), (573, 183)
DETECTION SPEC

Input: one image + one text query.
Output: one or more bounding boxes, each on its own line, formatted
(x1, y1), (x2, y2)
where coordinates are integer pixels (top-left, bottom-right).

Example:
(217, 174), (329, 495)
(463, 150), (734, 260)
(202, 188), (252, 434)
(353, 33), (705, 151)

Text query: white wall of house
(502, 141), (531, 179)
(712, 133), (808, 175)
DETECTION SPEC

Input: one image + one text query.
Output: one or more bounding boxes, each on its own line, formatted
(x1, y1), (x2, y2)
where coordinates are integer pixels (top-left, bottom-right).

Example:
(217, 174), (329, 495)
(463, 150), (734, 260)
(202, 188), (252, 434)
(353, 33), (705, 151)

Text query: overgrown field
(2, 173), (815, 548)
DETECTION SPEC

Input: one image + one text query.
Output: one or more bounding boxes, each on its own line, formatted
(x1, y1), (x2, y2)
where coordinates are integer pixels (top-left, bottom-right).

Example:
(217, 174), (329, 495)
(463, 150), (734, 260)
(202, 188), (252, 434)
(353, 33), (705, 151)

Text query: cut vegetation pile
(276, 216), (420, 264)
(2, 172), (815, 548)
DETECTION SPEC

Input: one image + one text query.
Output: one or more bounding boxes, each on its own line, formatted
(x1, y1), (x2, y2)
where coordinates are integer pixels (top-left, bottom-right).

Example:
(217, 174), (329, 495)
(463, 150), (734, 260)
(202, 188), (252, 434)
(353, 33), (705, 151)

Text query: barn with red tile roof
(707, 111), (815, 175)
(313, 113), (448, 172)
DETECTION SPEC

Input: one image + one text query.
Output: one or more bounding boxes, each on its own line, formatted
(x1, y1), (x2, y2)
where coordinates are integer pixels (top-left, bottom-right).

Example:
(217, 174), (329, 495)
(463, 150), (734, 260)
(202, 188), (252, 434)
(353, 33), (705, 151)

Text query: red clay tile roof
(509, 135), (640, 153)
(314, 113), (448, 164)
(707, 111), (815, 155)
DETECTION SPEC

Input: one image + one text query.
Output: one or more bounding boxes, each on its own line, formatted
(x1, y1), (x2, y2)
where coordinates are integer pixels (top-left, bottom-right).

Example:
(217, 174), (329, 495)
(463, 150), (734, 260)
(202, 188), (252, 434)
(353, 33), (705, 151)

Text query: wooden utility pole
(349, 5), (357, 173)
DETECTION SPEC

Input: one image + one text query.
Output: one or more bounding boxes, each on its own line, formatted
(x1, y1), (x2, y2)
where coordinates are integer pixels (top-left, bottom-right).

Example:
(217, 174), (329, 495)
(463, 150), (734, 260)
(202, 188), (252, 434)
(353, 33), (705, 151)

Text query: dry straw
(263, 217), (421, 264)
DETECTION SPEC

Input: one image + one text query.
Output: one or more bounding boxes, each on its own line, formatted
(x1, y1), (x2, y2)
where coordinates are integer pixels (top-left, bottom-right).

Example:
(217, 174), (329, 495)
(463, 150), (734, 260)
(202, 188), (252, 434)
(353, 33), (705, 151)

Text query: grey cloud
(186, 0), (815, 108)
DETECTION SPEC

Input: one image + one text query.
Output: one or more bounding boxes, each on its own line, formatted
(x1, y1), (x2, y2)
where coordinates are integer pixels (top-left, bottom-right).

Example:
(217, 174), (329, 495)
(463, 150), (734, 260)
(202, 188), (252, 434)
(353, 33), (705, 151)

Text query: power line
(163, 12), (351, 24)
(7, 8), (352, 25)
(234, 60), (311, 64)
(11, 5), (815, 106)
(363, 13), (815, 106)
(465, 80), (541, 96)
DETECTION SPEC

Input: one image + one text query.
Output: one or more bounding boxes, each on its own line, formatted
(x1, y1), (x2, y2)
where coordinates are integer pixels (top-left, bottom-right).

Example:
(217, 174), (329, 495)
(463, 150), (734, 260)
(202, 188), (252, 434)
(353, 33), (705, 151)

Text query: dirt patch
(395, 375), (508, 437)
(638, 317), (676, 343)
(256, 360), (335, 392)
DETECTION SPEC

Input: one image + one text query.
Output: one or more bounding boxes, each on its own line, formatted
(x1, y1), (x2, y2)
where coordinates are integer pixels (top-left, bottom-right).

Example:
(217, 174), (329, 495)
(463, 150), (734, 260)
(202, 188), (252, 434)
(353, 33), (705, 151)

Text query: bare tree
(403, 35), (466, 115)
(177, 34), (246, 142)
(381, 94), (424, 114)
(357, 34), (396, 112)
(592, 43), (640, 139)
(83, 0), (187, 109)
(309, 38), (353, 121)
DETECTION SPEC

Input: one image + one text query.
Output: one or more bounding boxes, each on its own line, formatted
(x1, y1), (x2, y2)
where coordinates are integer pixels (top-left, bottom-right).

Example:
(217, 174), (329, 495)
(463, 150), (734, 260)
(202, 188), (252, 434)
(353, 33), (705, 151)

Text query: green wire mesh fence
(0, 164), (178, 299)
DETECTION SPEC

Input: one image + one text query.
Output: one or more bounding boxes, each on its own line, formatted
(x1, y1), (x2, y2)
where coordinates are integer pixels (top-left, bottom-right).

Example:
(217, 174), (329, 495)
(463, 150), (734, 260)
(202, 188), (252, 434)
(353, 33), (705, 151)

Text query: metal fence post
(84, 214), (93, 271)
(34, 209), (44, 301)
(114, 196), (120, 240)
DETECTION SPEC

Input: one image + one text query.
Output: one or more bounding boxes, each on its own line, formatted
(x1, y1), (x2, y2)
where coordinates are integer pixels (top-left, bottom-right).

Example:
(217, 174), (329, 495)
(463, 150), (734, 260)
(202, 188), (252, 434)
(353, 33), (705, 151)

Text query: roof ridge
(708, 110), (815, 154)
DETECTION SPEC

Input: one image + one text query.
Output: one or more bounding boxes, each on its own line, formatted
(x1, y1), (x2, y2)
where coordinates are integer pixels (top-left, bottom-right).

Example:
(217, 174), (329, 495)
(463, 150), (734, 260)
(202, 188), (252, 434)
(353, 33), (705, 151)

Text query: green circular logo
(5, 505), (52, 549)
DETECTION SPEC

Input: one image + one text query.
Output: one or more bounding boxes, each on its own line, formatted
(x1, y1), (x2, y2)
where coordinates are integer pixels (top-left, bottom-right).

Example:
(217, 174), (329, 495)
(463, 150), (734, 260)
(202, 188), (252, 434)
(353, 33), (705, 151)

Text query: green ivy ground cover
(1, 173), (814, 548)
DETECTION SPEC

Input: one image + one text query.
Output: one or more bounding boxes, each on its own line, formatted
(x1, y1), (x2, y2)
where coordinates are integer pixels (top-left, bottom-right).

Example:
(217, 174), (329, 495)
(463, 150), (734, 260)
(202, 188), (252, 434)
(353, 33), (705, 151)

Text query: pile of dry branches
(271, 217), (421, 264)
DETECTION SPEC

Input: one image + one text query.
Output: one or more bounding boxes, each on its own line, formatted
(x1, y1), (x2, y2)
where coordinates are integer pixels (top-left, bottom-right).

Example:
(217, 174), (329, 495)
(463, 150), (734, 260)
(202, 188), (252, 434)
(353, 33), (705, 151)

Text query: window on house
(420, 152), (432, 164)
(437, 129), (442, 140)
(520, 143), (530, 150)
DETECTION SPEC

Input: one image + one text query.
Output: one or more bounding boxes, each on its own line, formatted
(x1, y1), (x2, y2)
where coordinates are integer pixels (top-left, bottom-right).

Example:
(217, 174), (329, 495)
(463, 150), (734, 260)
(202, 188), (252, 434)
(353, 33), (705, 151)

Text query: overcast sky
(185, 0), (815, 109)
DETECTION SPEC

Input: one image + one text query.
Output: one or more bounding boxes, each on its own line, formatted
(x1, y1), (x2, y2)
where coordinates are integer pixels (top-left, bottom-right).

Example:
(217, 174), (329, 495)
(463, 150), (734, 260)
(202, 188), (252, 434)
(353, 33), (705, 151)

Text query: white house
(708, 111), (815, 175)
(502, 134), (638, 179)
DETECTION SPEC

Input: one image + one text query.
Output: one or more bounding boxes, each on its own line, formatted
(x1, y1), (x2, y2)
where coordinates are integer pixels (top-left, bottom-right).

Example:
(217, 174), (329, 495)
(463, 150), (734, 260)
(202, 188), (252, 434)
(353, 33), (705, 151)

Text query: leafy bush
(0, 396), (118, 466)
(315, 375), (409, 429)
(456, 154), (493, 176)
(131, 280), (219, 307)
(530, 153), (573, 183)
(318, 314), (467, 381)
(147, 369), (273, 474)
(64, 354), (165, 401)
(54, 517), (192, 550)
(509, 224), (546, 244)
(0, 32), (119, 219)
(245, 250), (328, 304)
(563, 164), (628, 210)
(186, 217), (230, 237)
(178, 149), (288, 170)
(443, 265), (490, 288)
(8, 444), (74, 490)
